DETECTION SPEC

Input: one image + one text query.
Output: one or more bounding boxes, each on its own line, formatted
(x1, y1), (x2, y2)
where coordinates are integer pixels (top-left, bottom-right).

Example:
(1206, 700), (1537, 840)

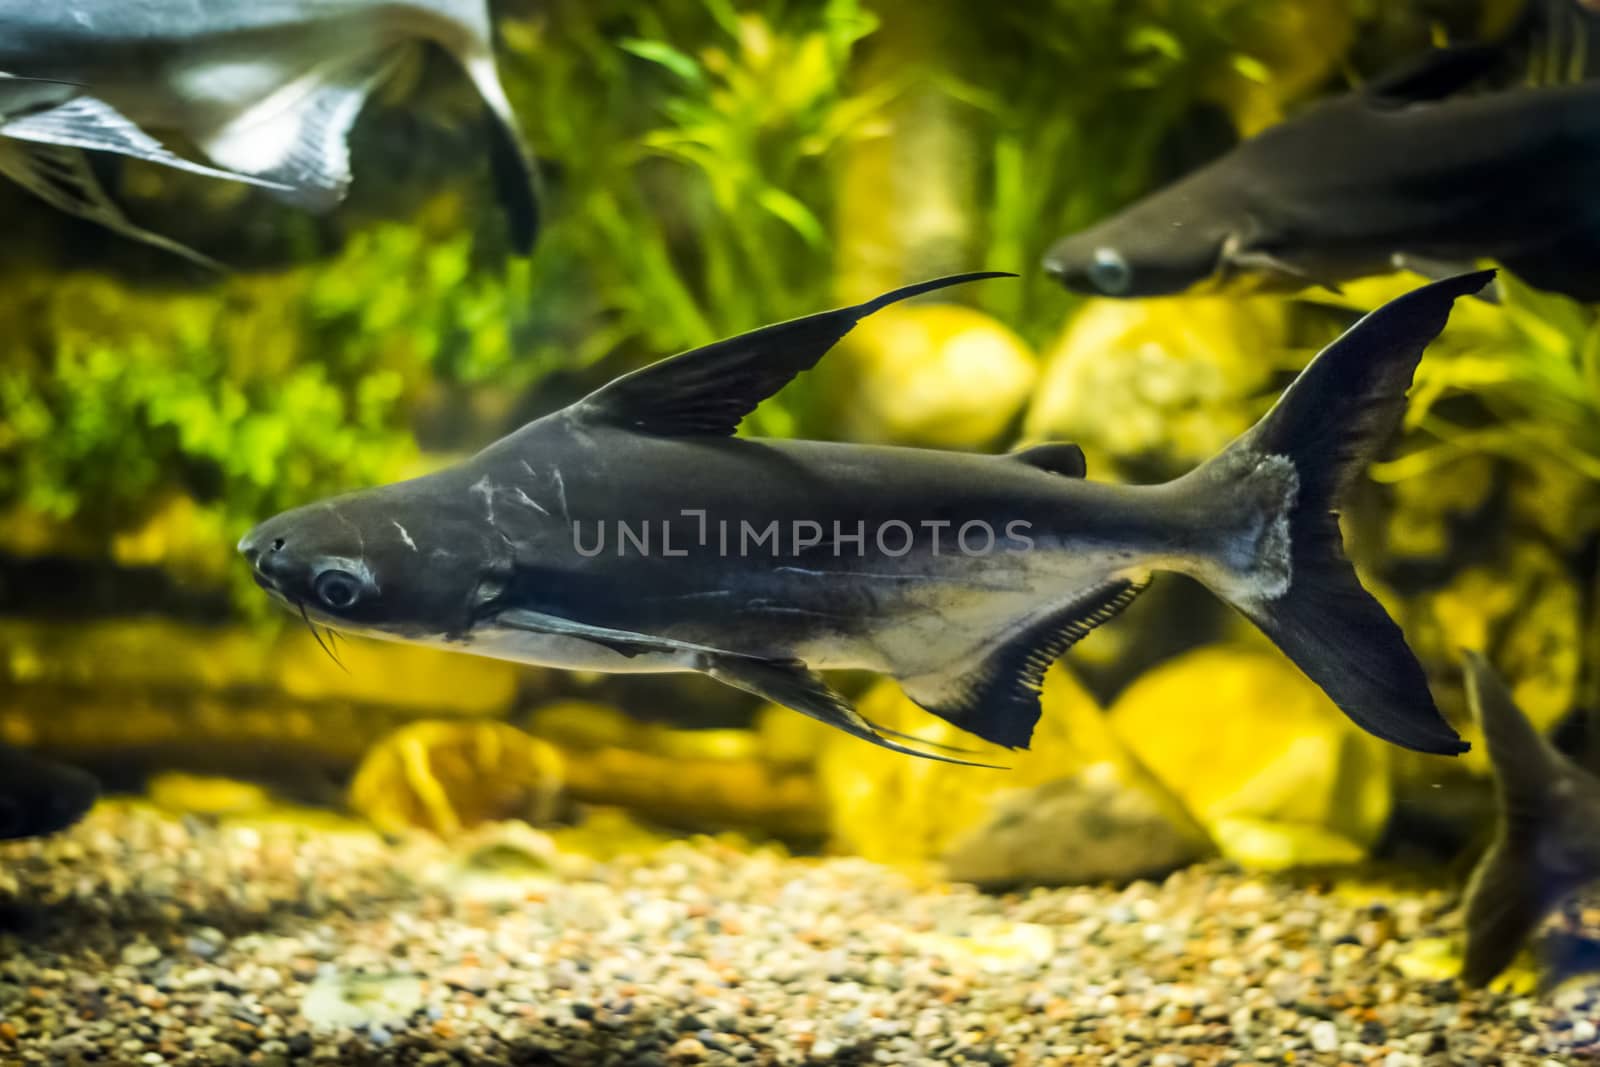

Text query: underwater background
(4, 0), (1600, 1063)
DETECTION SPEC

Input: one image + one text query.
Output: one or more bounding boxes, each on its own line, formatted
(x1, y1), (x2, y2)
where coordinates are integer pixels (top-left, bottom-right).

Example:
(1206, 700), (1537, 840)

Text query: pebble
(0, 805), (1596, 1065)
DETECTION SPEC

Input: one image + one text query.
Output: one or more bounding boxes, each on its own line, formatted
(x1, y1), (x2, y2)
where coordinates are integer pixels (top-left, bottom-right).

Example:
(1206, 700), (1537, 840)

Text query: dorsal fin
(570, 272), (1016, 437)
(1008, 442), (1086, 478)
(1463, 650), (1563, 823)
(1363, 43), (1507, 107)
(1460, 649), (1600, 986)
(899, 577), (1148, 750)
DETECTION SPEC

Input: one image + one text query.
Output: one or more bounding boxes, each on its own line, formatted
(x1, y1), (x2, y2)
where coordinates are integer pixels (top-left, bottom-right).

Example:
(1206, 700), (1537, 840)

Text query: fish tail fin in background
(1459, 651), (1558, 986)
(427, 0), (541, 253)
(1459, 650), (1600, 987)
(1165, 271), (1497, 757)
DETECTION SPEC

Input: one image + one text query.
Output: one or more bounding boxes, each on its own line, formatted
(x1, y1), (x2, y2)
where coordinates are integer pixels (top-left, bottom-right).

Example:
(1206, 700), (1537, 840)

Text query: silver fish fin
(1007, 442), (1086, 478)
(194, 53), (400, 211)
(899, 577), (1148, 750)
(706, 656), (1007, 768)
(0, 73), (80, 115)
(2, 95), (288, 190)
(570, 272), (1016, 438)
(0, 141), (222, 268)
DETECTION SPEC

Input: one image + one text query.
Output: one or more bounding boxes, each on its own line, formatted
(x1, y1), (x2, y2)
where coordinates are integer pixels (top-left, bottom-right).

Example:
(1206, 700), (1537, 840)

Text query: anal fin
(901, 577), (1149, 750)
(1461, 836), (1548, 987)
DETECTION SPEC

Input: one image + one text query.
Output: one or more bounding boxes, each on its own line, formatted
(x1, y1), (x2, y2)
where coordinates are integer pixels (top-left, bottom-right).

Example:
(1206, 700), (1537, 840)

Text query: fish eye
(314, 569), (362, 610)
(1088, 247), (1132, 295)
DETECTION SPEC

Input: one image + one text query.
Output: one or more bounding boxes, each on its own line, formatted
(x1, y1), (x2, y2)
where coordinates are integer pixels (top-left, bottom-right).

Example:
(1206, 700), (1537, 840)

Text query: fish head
(1042, 207), (1232, 299)
(239, 482), (509, 641)
(0, 750), (98, 841)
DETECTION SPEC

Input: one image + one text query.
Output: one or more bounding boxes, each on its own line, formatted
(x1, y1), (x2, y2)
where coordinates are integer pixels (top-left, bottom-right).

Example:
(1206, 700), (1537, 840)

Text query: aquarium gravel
(1, 806), (1596, 1067)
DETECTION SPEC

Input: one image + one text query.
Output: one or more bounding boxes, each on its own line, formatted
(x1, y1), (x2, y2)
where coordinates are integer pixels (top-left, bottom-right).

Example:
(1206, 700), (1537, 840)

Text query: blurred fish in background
(0, 744), (99, 842)
(1042, 0), (1600, 302)
(1459, 650), (1600, 987)
(0, 0), (540, 265)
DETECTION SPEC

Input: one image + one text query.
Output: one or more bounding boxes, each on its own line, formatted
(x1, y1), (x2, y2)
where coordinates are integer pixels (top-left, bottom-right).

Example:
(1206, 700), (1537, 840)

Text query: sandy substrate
(0, 806), (1595, 1066)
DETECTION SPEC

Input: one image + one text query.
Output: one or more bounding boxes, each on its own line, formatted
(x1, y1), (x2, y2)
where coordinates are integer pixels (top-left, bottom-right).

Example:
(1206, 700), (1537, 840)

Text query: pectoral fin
(493, 607), (1001, 765)
(1220, 235), (1344, 294)
(0, 141), (220, 268)
(194, 53), (399, 210)
(707, 656), (1005, 768)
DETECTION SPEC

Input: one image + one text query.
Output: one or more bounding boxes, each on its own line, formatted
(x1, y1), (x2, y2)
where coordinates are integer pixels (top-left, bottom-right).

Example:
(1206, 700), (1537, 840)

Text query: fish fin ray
(0, 141), (222, 268)
(569, 272), (1016, 437)
(194, 53), (398, 210)
(707, 656), (1007, 768)
(1007, 442), (1086, 478)
(900, 578), (1148, 750)
(2, 95), (288, 190)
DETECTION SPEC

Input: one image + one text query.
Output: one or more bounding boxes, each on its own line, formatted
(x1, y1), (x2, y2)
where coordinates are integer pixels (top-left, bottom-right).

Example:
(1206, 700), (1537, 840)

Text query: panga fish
(1042, 44), (1600, 302)
(0, 0), (539, 264)
(1459, 650), (1600, 987)
(0, 744), (98, 842)
(239, 271), (1487, 764)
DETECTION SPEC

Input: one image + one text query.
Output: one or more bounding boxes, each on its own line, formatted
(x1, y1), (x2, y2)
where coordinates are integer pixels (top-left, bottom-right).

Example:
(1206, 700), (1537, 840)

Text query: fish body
(0, 745), (99, 842)
(1460, 651), (1600, 986)
(241, 271), (1486, 763)
(1044, 47), (1600, 301)
(0, 0), (538, 261)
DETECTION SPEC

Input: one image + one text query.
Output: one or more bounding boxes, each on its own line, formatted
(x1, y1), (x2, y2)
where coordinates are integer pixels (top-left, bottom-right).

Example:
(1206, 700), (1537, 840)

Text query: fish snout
(239, 527), (292, 587)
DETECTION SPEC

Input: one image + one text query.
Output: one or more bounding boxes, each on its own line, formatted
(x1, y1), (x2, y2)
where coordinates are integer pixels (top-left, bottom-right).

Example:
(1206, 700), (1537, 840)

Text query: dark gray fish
(0, 0), (540, 262)
(1460, 650), (1600, 987)
(0, 744), (99, 842)
(239, 271), (1489, 764)
(1043, 45), (1600, 302)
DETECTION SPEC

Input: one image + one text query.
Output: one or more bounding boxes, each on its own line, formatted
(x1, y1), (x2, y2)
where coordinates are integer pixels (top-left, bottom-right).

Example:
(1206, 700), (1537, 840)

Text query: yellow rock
(817, 663), (1210, 882)
(833, 305), (1037, 450)
(148, 773), (273, 818)
(1024, 296), (1287, 478)
(1109, 645), (1393, 869)
(348, 720), (564, 837)
(276, 630), (520, 717)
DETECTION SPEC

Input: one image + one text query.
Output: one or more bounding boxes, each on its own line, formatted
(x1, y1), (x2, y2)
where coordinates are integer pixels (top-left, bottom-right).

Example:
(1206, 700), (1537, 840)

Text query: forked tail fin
(1171, 271), (1495, 756)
